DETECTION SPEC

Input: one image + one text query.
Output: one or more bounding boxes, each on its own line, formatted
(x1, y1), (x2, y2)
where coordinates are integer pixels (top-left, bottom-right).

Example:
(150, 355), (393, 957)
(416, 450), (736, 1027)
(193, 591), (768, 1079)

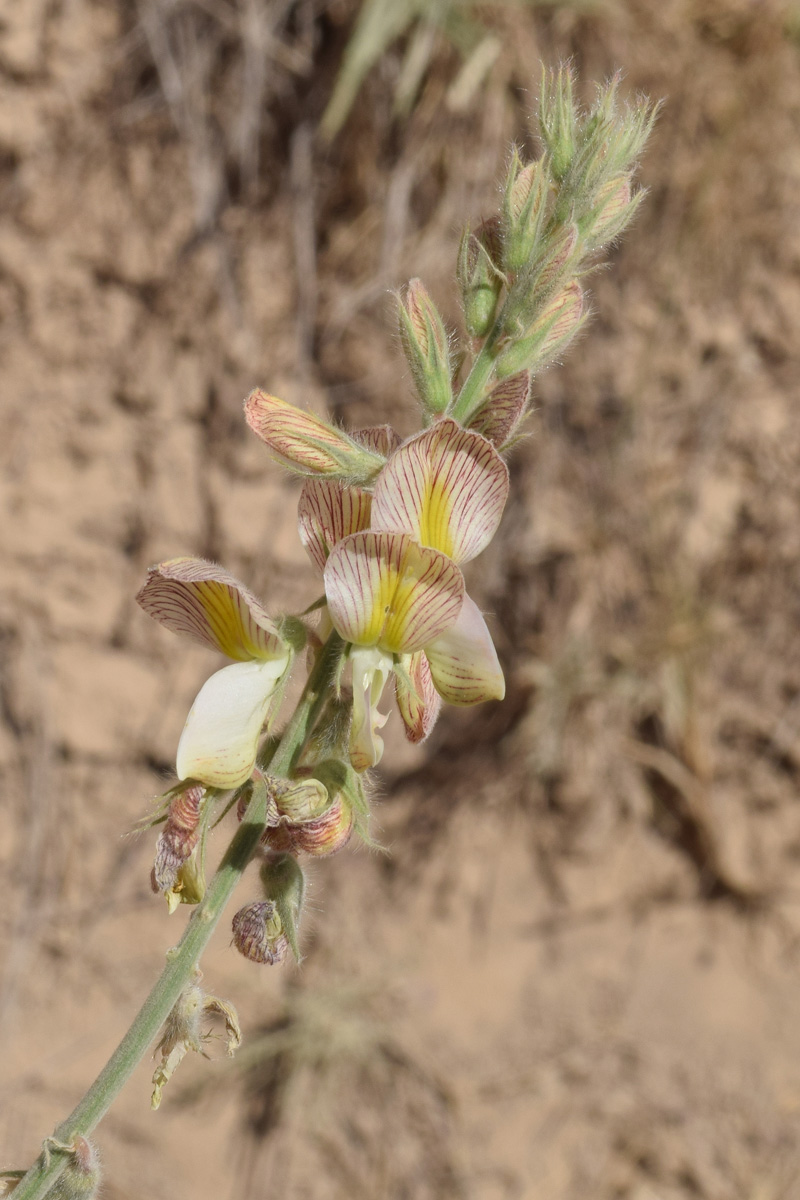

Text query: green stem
(451, 334), (498, 426)
(13, 633), (343, 1200)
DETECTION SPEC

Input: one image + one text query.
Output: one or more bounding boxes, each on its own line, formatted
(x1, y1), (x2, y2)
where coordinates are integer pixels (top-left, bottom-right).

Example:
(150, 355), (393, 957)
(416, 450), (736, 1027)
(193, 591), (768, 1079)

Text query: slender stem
(13, 633), (343, 1200)
(451, 334), (498, 425)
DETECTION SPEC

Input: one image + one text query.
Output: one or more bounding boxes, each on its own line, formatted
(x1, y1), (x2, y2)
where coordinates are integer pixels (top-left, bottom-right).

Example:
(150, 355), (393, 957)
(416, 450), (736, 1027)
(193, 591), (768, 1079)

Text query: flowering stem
(451, 333), (499, 426)
(12, 633), (344, 1200)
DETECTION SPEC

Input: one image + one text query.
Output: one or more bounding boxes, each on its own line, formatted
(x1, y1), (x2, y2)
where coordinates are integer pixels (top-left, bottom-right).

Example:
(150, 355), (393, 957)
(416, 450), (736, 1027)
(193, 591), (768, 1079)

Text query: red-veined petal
(323, 531), (464, 655)
(137, 558), (285, 662)
(371, 418), (509, 563)
(297, 478), (373, 573)
(425, 595), (505, 705)
(394, 651), (442, 743)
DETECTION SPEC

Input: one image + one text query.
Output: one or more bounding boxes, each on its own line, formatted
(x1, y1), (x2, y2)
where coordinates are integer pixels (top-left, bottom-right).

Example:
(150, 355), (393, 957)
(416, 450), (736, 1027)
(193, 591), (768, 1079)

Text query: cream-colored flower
(137, 558), (291, 788)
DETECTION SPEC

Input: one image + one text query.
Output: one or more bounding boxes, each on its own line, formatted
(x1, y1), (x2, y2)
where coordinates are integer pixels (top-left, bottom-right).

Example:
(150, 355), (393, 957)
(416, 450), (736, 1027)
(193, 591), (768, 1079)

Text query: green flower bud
(398, 279), (453, 417)
(502, 151), (550, 273)
(457, 217), (503, 338)
(496, 282), (585, 379)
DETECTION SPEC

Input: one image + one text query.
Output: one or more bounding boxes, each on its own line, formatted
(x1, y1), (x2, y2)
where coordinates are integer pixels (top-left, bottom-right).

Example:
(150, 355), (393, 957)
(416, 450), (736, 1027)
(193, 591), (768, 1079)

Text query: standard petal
(137, 558), (285, 662)
(323, 531), (464, 655)
(353, 425), (402, 457)
(371, 418), (509, 563)
(297, 479), (373, 573)
(244, 390), (383, 477)
(349, 646), (392, 772)
(177, 657), (289, 788)
(394, 651), (442, 744)
(425, 595), (505, 706)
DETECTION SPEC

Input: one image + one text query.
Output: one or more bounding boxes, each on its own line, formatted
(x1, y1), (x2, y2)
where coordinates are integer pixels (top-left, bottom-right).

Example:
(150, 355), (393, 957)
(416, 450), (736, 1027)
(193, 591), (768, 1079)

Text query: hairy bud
(502, 152), (550, 273)
(245, 390), (385, 481)
(538, 64), (578, 182)
(467, 372), (531, 447)
(398, 279), (453, 417)
(496, 282), (585, 378)
(457, 217), (503, 338)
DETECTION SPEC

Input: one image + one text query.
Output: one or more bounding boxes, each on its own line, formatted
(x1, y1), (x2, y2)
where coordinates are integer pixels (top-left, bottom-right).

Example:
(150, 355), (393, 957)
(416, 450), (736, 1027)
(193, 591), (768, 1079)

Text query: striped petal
(323, 531), (464, 655)
(137, 558), (285, 662)
(371, 418), (509, 563)
(297, 479), (373, 573)
(245, 390), (383, 478)
(425, 595), (505, 706)
(349, 646), (392, 772)
(353, 425), (402, 457)
(177, 657), (289, 788)
(394, 651), (442, 744)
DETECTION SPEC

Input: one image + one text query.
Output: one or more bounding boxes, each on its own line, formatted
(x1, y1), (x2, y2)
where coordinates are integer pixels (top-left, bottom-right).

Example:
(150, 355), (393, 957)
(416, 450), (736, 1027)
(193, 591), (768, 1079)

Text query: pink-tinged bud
(467, 372), (531, 447)
(502, 153), (550, 272)
(496, 282), (585, 379)
(585, 175), (637, 247)
(457, 217), (504, 338)
(244, 390), (384, 480)
(232, 901), (289, 965)
(398, 279), (453, 417)
(152, 785), (204, 894)
(532, 223), (579, 297)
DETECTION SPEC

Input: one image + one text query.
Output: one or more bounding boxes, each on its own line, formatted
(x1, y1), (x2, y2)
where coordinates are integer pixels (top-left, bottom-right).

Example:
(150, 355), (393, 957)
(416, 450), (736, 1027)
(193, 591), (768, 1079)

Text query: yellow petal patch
(323, 531), (464, 656)
(371, 419), (509, 564)
(137, 558), (285, 662)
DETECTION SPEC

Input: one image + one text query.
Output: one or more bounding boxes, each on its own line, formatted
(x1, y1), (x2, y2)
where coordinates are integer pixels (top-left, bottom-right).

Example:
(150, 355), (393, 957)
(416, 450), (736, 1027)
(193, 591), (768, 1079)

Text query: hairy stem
(13, 633), (343, 1200)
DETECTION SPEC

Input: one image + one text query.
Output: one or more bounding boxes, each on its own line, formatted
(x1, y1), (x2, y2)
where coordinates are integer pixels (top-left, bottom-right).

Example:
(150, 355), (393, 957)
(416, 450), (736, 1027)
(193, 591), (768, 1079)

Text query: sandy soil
(2, 1), (800, 1197)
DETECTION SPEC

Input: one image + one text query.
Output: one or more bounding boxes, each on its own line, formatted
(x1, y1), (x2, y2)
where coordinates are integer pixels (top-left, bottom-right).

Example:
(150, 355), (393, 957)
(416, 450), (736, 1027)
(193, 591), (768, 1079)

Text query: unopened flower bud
(244, 390), (385, 481)
(502, 152), (550, 273)
(496, 282), (585, 379)
(538, 64), (578, 182)
(151, 784), (204, 900)
(467, 372), (531, 447)
(398, 279), (453, 417)
(457, 217), (503, 338)
(584, 175), (640, 249)
(531, 223), (580, 300)
(231, 900), (289, 965)
(260, 851), (305, 961)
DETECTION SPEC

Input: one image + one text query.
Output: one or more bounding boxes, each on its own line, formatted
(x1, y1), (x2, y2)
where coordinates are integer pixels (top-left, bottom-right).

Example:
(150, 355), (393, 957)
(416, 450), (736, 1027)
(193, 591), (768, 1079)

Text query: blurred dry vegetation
(2, 0), (800, 1197)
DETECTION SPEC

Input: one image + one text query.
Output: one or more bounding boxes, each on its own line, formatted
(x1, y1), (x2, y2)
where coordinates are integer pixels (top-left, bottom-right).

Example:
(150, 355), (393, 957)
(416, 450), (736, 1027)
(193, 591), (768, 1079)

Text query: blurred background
(2, 0), (800, 1196)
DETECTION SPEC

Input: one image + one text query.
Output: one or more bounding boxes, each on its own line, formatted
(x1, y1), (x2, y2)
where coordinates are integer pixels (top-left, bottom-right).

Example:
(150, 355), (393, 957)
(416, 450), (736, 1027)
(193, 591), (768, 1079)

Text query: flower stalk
(7, 62), (654, 1196)
(11, 634), (343, 1200)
